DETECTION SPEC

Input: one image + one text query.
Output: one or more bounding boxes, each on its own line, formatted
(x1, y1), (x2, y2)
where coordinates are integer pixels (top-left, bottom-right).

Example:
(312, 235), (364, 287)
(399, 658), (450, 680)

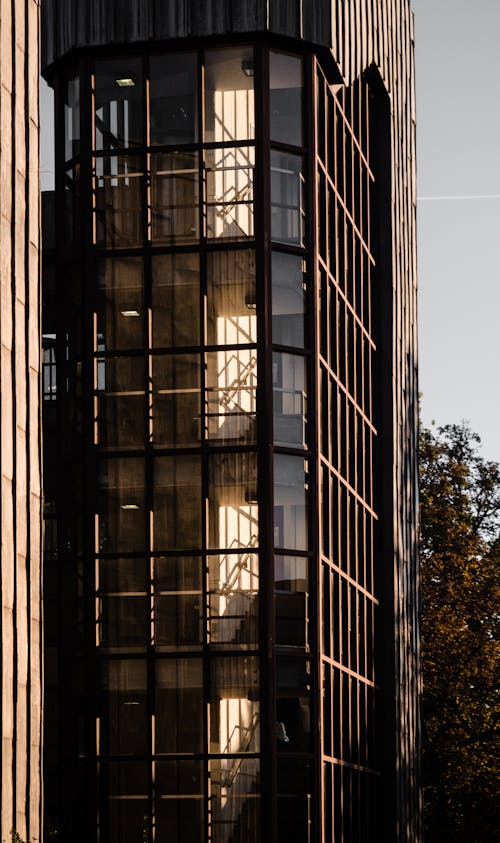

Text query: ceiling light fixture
(241, 59), (254, 78)
(120, 310), (140, 317)
(121, 504), (139, 511)
(116, 77), (135, 87)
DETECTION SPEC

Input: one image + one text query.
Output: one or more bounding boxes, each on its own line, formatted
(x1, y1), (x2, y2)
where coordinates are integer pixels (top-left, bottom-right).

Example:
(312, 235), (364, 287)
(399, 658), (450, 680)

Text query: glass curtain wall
(52, 44), (316, 843)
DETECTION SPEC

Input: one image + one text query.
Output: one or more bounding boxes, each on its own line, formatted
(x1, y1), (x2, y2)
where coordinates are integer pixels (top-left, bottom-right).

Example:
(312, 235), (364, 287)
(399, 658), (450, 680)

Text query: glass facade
(46, 41), (381, 843)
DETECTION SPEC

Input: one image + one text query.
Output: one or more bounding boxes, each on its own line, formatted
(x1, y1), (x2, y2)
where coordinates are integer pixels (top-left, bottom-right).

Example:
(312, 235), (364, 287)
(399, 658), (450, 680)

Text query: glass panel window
(271, 151), (304, 246)
(277, 759), (312, 842)
(96, 257), (144, 352)
(65, 75), (80, 161)
(275, 555), (309, 649)
(155, 659), (203, 753)
(95, 57), (143, 150)
(209, 657), (260, 753)
(152, 253), (199, 348)
(208, 553), (259, 649)
(97, 458), (146, 554)
(95, 155), (143, 248)
(272, 252), (306, 348)
(151, 152), (199, 244)
(208, 453), (258, 550)
(153, 456), (202, 551)
(206, 350), (256, 445)
(150, 53), (197, 146)
(152, 354), (200, 447)
(209, 759), (259, 843)
(99, 762), (148, 843)
(207, 250), (256, 345)
(273, 352), (306, 448)
(98, 558), (149, 594)
(274, 455), (308, 551)
(64, 165), (81, 248)
(155, 761), (204, 843)
(205, 48), (255, 143)
(206, 147), (254, 240)
(96, 355), (146, 448)
(98, 659), (147, 755)
(155, 556), (202, 650)
(276, 657), (311, 752)
(270, 51), (303, 148)
(98, 595), (149, 649)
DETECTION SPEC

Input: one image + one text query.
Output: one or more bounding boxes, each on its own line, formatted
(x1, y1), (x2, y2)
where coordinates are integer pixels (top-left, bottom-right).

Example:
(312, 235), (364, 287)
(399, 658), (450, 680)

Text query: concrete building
(0, 0), (42, 840)
(41, 1), (420, 842)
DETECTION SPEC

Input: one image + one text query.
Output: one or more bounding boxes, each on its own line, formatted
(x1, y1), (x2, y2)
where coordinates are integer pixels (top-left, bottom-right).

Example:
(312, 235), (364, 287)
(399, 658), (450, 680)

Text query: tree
(419, 423), (500, 842)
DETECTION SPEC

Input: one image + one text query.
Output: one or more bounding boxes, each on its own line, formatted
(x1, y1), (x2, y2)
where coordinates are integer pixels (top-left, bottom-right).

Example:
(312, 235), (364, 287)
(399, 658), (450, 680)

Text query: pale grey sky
(40, 2), (500, 462)
(414, 0), (500, 461)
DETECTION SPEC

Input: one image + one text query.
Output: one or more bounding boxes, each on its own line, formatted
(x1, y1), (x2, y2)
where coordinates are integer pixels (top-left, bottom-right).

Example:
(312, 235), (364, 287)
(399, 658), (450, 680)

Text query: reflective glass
(271, 151), (304, 246)
(98, 558), (149, 594)
(97, 458), (146, 554)
(208, 453), (258, 550)
(275, 555), (309, 649)
(206, 350), (256, 445)
(64, 76), (80, 160)
(272, 252), (305, 348)
(276, 657), (311, 752)
(150, 53), (197, 146)
(155, 761), (204, 843)
(95, 58), (143, 150)
(209, 657), (260, 753)
(273, 352), (306, 448)
(207, 250), (256, 345)
(152, 354), (200, 447)
(274, 454), (308, 550)
(205, 48), (255, 142)
(96, 257), (144, 351)
(209, 759), (260, 843)
(270, 51), (303, 147)
(98, 659), (148, 754)
(208, 553), (259, 648)
(152, 253), (199, 348)
(206, 147), (254, 240)
(98, 595), (149, 649)
(95, 156), (143, 247)
(155, 659), (203, 753)
(96, 355), (146, 448)
(151, 152), (199, 244)
(155, 557), (203, 650)
(153, 456), (202, 551)
(99, 762), (148, 843)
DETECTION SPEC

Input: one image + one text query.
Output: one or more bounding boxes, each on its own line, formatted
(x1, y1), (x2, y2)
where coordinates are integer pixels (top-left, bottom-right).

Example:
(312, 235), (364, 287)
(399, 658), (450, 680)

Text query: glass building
(41, 2), (420, 842)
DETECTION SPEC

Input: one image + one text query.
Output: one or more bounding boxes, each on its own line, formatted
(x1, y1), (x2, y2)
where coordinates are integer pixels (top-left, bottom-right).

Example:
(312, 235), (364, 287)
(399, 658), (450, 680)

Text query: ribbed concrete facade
(41, 2), (419, 841)
(0, 0), (42, 840)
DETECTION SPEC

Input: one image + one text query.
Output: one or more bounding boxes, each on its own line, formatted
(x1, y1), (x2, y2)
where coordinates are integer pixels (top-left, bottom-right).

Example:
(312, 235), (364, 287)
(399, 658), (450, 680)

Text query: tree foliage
(419, 423), (500, 842)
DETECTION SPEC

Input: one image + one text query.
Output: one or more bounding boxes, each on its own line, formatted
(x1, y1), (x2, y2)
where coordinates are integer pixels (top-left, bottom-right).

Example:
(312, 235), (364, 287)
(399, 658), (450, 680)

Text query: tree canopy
(419, 423), (500, 842)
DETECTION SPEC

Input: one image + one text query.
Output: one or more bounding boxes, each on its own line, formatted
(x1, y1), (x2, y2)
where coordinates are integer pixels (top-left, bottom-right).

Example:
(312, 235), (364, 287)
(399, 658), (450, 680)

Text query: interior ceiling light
(241, 59), (254, 78)
(116, 77), (135, 87)
(120, 310), (140, 317)
(121, 504), (139, 510)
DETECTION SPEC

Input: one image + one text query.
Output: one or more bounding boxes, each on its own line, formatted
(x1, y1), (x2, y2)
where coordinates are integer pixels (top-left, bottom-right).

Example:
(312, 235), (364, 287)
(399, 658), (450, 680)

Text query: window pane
(64, 75), (80, 160)
(95, 155), (143, 247)
(155, 557), (202, 650)
(96, 355), (146, 448)
(98, 595), (149, 649)
(273, 352), (306, 448)
(205, 48), (255, 143)
(155, 659), (203, 753)
(270, 51), (303, 147)
(95, 58), (143, 150)
(275, 555), (309, 649)
(209, 759), (259, 843)
(206, 349), (256, 445)
(153, 456), (202, 551)
(206, 147), (254, 240)
(64, 166), (81, 248)
(271, 151), (304, 246)
(274, 455), (308, 550)
(152, 253), (199, 348)
(208, 553), (259, 649)
(277, 759), (312, 843)
(155, 761), (204, 843)
(150, 53), (197, 146)
(151, 152), (199, 244)
(276, 657), (311, 752)
(209, 657), (260, 753)
(98, 558), (149, 594)
(99, 762), (148, 843)
(152, 354), (200, 447)
(272, 252), (305, 348)
(207, 250), (256, 345)
(208, 453), (258, 550)
(97, 458), (146, 554)
(96, 257), (144, 352)
(98, 660), (147, 755)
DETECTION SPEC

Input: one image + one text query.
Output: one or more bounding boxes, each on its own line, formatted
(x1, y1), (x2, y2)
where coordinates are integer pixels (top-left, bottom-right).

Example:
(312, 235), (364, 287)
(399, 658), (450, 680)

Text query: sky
(413, 0), (500, 462)
(40, 0), (500, 463)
